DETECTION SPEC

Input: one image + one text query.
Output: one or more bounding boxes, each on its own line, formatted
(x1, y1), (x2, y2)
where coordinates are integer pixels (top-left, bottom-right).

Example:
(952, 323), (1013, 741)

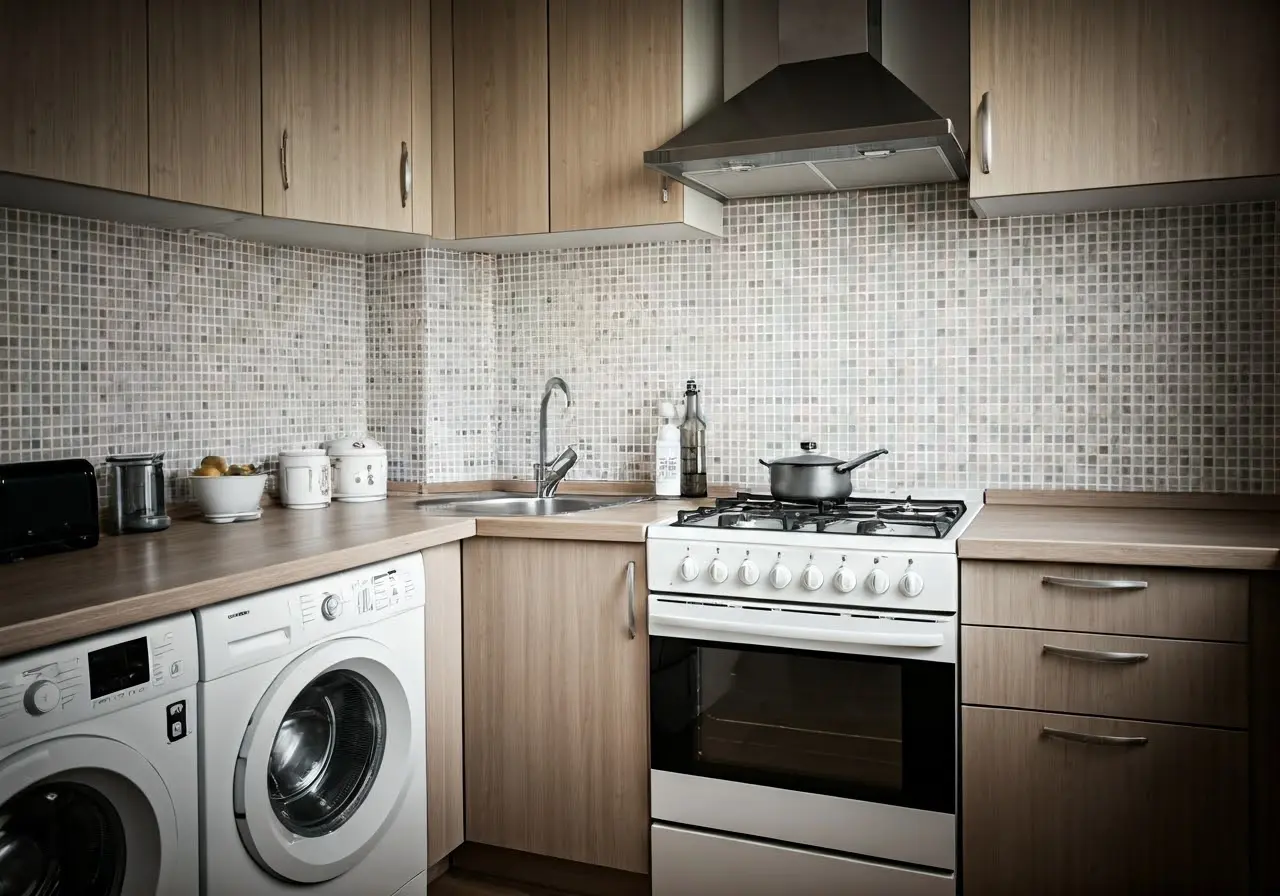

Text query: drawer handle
(1041, 575), (1148, 591)
(1041, 727), (1148, 748)
(1042, 644), (1150, 665)
(626, 560), (637, 640)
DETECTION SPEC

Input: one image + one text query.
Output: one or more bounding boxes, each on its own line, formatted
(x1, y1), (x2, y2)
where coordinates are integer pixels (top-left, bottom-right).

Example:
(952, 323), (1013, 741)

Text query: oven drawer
(961, 625), (1248, 728)
(962, 707), (1248, 896)
(652, 823), (954, 896)
(960, 561), (1248, 641)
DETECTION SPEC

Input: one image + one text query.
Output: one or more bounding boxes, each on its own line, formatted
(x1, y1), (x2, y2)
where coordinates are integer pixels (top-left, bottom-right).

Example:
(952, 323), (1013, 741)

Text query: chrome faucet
(535, 377), (578, 498)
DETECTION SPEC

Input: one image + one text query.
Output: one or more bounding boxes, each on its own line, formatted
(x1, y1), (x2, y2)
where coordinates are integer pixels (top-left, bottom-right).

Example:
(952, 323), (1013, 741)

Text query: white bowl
(190, 474), (267, 523)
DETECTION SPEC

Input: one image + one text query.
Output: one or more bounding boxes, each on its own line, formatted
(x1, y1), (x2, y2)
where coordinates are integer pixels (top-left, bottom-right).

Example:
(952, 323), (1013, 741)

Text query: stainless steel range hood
(645, 0), (969, 200)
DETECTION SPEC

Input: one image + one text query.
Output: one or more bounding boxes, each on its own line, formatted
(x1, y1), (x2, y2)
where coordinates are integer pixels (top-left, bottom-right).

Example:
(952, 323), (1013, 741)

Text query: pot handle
(834, 448), (889, 474)
(758, 458), (773, 468)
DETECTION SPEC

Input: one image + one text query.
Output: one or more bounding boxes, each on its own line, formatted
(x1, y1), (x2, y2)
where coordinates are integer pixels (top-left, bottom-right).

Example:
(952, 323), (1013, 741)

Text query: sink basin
(417, 494), (650, 516)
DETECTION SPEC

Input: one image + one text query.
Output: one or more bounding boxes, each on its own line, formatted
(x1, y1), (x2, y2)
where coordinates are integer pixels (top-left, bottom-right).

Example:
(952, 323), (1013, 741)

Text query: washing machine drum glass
(267, 669), (386, 837)
(0, 781), (126, 896)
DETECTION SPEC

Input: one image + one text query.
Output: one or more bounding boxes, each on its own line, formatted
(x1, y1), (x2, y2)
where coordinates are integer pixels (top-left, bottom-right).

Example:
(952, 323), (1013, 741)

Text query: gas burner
(674, 492), (967, 538)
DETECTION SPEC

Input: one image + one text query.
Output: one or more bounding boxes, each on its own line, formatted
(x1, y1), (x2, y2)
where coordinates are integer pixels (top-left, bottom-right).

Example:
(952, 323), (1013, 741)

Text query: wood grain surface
(959, 504), (1280, 569)
(1251, 575), (1280, 893)
(961, 624), (1248, 728)
(961, 560), (1249, 641)
(984, 490), (1280, 511)
(428, 0), (456, 239)
(423, 542), (465, 866)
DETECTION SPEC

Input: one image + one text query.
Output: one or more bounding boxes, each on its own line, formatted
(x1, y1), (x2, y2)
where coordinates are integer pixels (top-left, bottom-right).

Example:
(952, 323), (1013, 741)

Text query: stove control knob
(867, 568), (891, 595)
(900, 571), (925, 598)
(678, 556), (700, 582)
(832, 567), (857, 593)
(321, 593), (343, 620)
(800, 565), (824, 591)
(769, 563), (793, 589)
(25, 680), (59, 716)
(708, 559), (729, 584)
(738, 560), (760, 586)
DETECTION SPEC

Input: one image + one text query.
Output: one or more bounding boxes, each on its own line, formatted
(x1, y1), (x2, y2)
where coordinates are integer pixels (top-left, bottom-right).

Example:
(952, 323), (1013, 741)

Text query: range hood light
(861, 149), (895, 159)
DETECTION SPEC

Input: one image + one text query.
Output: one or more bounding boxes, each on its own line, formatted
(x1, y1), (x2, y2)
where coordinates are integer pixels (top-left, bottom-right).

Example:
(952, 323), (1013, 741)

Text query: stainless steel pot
(758, 443), (889, 502)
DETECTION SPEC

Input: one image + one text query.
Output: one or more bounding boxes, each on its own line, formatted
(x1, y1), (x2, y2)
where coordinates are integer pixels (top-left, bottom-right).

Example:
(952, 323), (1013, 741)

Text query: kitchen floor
(429, 871), (575, 896)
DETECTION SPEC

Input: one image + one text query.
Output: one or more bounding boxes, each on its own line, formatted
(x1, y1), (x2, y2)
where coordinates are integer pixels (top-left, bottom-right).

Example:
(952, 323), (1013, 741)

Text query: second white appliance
(324, 436), (388, 503)
(279, 448), (332, 509)
(196, 553), (427, 896)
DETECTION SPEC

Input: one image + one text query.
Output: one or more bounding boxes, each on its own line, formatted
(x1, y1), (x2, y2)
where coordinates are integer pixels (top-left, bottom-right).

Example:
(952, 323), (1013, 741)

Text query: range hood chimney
(645, 0), (969, 200)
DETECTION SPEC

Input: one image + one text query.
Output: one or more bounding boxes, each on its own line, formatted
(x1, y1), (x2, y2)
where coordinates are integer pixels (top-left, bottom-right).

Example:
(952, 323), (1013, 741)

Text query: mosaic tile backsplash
(494, 185), (1278, 493)
(0, 208), (367, 502)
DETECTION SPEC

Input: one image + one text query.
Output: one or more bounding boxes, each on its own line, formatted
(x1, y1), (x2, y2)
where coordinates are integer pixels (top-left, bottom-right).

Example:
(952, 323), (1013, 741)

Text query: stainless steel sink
(416, 494), (650, 516)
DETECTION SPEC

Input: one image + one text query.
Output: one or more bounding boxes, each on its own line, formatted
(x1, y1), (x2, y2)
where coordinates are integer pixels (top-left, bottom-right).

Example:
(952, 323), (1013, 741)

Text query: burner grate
(674, 493), (966, 538)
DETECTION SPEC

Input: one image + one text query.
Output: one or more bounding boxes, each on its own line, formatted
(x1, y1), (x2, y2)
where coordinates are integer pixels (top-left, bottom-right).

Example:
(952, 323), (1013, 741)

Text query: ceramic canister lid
(322, 436), (386, 457)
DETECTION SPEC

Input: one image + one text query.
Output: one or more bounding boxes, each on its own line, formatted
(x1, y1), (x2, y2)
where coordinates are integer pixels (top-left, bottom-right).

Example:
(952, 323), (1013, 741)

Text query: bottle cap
(659, 400), (676, 418)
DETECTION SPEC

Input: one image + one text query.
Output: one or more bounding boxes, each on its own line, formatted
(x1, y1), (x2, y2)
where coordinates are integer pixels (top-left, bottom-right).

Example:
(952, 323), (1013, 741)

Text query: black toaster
(0, 459), (100, 562)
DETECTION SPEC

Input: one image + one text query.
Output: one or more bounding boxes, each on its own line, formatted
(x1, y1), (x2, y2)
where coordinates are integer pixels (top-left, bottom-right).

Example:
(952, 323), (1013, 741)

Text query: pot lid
(323, 436), (385, 457)
(765, 442), (845, 466)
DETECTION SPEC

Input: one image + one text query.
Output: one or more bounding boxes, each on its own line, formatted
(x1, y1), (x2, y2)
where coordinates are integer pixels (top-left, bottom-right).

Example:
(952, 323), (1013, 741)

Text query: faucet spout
(536, 377), (575, 498)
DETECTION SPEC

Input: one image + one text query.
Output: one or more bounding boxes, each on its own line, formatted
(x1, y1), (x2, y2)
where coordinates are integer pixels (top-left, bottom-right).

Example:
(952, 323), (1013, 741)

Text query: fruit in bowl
(189, 456), (266, 523)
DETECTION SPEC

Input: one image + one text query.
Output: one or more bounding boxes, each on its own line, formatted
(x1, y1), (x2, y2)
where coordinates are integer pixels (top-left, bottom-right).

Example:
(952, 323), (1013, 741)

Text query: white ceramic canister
(278, 448), (332, 509)
(323, 436), (388, 503)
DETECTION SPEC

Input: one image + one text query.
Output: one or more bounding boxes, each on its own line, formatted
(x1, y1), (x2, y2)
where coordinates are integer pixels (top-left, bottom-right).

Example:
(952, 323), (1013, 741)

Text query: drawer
(961, 560), (1248, 641)
(961, 625), (1248, 728)
(962, 706), (1248, 896)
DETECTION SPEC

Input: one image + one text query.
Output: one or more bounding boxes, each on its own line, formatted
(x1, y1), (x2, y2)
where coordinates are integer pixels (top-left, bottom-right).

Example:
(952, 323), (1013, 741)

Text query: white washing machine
(196, 553), (427, 896)
(0, 613), (200, 895)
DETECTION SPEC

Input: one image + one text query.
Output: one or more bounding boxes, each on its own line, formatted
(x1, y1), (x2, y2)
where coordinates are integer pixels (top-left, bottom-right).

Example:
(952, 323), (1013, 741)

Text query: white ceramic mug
(278, 449), (331, 509)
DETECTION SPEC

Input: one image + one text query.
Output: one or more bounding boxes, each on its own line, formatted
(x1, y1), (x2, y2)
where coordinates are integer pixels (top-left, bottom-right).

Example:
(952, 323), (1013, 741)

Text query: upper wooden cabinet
(969, 0), (1280, 215)
(463, 537), (649, 874)
(261, 0), (414, 232)
(148, 0), (262, 214)
(0, 0), (148, 194)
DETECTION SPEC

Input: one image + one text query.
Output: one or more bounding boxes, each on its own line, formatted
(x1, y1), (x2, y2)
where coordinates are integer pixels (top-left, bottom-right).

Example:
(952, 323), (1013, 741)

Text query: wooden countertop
(959, 503), (1280, 569)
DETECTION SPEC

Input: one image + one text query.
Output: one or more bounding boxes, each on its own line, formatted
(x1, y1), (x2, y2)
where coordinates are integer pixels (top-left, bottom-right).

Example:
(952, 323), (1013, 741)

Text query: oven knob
(769, 563), (793, 589)
(708, 559), (729, 584)
(24, 680), (60, 716)
(678, 556), (700, 582)
(800, 565), (824, 591)
(832, 567), (857, 593)
(321, 593), (343, 620)
(867, 568), (891, 595)
(900, 571), (925, 598)
(738, 560), (760, 586)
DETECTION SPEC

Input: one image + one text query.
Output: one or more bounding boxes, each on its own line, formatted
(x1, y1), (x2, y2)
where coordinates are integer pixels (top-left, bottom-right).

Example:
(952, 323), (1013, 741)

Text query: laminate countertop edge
(956, 537), (1280, 570)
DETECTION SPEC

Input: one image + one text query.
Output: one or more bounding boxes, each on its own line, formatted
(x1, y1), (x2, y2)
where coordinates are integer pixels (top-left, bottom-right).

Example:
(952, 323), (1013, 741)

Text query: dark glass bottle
(679, 379), (708, 498)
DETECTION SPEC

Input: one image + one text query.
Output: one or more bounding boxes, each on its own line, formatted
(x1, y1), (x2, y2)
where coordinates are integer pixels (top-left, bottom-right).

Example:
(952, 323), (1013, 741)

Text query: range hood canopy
(645, 0), (969, 200)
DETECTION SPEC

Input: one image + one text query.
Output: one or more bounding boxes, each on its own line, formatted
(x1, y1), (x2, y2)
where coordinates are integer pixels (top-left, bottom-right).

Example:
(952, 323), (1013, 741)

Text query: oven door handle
(649, 610), (946, 649)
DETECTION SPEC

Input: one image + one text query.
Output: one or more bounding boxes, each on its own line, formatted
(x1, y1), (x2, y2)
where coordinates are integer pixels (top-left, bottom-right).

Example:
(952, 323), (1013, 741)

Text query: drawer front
(961, 560), (1248, 641)
(962, 706), (1248, 896)
(961, 625), (1248, 728)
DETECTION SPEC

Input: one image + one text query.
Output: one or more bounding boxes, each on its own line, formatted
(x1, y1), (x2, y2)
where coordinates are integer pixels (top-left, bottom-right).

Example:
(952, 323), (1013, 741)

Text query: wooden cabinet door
(423, 542), (465, 867)
(463, 537), (649, 873)
(148, 0), (262, 214)
(970, 0), (1280, 199)
(548, 0), (684, 231)
(452, 0), (550, 238)
(261, 0), (414, 231)
(962, 706), (1248, 895)
(0, 0), (147, 193)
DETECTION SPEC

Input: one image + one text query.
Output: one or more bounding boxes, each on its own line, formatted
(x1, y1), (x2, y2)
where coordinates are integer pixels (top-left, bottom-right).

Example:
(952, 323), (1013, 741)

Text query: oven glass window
(651, 638), (954, 813)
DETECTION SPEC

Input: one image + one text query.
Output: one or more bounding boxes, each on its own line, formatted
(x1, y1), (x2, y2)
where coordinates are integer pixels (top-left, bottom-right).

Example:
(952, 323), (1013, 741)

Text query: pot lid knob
(800, 441), (817, 452)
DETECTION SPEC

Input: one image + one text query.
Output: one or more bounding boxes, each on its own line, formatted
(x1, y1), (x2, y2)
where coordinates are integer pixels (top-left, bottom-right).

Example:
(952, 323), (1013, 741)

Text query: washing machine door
(0, 735), (179, 896)
(234, 636), (413, 884)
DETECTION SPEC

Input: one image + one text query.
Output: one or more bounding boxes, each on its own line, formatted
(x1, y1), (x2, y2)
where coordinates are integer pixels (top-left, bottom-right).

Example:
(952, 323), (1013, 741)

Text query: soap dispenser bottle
(679, 379), (708, 498)
(655, 400), (680, 497)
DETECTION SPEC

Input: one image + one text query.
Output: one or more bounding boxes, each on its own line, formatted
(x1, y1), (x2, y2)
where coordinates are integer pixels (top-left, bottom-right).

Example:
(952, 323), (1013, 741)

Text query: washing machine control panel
(0, 613), (198, 749)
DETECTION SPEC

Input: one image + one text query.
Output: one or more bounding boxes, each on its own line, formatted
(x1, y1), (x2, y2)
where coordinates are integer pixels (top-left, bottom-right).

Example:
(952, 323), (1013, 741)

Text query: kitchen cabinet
(423, 542), (465, 867)
(969, 0), (1280, 216)
(0, 0), (148, 194)
(148, 0), (262, 214)
(261, 0), (414, 231)
(462, 537), (649, 873)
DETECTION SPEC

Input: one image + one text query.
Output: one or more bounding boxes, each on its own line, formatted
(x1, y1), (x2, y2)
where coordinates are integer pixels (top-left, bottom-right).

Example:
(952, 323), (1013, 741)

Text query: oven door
(649, 593), (956, 871)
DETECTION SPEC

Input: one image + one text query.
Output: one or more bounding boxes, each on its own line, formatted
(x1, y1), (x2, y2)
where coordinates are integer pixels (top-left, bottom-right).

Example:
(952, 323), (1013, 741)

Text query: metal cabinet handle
(280, 129), (290, 190)
(626, 561), (637, 640)
(661, 176), (671, 203)
(1042, 644), (1149, 665)
(1042, 727), (1148, 748)
(978, 90), (992, 174)
(400, 141), (411, 207)
(1041, 575), (1148, 591)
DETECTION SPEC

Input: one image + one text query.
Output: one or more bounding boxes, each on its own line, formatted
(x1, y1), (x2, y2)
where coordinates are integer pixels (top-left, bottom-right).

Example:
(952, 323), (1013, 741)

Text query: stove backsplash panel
(494, 185), (1277, 494)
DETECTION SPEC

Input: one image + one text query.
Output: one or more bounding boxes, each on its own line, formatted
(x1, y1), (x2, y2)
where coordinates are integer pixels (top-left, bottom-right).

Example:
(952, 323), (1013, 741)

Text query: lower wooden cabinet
(462, 537), (649, 873)
(962, 706), (1248, 895)
(423, 542), (465, 866)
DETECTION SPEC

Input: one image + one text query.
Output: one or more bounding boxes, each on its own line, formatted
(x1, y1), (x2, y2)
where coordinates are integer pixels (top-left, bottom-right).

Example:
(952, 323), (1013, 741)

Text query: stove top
(674, 492), (968, 539)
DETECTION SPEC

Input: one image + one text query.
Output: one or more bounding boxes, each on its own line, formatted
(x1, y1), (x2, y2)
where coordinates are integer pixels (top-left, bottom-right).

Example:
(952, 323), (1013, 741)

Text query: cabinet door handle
(661, 177), (671, 203)
(400, 141), (411, 207)
(280, 129), (290, 190)
(978, 90), (992, 174)
(1041, 575), (1148, 591)
(626, 560), (637, 640)
(1042, 644), (1149, 664)
(1041, 727), (1148, 748)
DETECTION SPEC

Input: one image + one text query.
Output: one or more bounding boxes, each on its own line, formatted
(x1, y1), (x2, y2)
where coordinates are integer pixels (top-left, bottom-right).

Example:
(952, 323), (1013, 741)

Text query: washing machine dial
(321, 593), (343, 621)
(24, 680), (59, 715)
